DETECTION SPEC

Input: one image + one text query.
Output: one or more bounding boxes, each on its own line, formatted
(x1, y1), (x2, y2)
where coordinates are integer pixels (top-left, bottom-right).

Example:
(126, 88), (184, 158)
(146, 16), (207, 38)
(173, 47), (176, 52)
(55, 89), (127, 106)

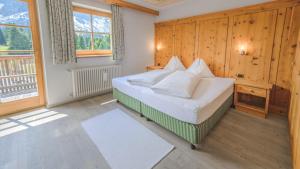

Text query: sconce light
(156, 43), (162, 51)
(239, 45), (248, 55)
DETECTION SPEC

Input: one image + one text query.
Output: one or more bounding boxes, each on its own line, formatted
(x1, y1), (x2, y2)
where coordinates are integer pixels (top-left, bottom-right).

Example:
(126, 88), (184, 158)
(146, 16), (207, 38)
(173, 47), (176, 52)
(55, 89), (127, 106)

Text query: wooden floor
(0, 93), (291, 169)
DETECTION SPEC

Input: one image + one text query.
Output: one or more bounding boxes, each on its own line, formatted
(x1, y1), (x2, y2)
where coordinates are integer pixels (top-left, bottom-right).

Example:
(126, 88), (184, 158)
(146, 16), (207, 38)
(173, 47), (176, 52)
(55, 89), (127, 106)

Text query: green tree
(94, 35), (110, 50)
(0, 29), (6, 45)
(8, 27), (31, 50)
(75, 34), (81, 49)
(79, 35), (85, 50)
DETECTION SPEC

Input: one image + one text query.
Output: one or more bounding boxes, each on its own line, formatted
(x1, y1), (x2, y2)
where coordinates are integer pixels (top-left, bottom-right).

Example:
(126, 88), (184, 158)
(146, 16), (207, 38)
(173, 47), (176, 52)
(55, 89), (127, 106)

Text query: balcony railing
(0, 54), (38, 102)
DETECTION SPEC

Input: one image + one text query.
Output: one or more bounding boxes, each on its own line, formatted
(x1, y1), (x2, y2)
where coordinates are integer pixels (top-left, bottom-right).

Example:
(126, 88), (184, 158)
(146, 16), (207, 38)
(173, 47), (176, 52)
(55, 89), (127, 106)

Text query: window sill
(76, 50), (112, 58)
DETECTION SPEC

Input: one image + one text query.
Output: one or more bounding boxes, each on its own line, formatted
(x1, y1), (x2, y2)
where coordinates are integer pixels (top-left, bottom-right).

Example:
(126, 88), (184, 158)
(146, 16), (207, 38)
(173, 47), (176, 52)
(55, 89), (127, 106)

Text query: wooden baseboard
(46, 90), (112, 108)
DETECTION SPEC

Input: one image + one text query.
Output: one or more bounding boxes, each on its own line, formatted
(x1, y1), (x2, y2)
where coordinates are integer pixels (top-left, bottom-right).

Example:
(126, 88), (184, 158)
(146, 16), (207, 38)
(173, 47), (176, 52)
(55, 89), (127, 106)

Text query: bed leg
(116, 100), (120, 103)
(146, 118), (152, 122)
(140, 114), (144, 117)
(190, 143), (202, 150)
(191, 144), (197, 150)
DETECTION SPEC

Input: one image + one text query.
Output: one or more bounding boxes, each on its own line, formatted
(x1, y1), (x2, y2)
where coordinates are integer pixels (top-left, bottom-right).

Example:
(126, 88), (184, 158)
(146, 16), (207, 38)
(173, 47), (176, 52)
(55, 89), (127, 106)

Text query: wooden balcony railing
(0, 55), (38, 99)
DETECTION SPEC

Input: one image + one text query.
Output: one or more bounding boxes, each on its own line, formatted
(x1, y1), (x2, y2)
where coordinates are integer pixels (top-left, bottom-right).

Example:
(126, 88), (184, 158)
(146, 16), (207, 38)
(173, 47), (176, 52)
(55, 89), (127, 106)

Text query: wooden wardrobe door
(197, 18), (229, 77)
(155, 24), (174, 66)
(228, 10), (277, 87)
(290, 28), (300, 169)
(174, 22), (197, 67)
(290, 65), (300, 169)
(277, 5), (300, 90)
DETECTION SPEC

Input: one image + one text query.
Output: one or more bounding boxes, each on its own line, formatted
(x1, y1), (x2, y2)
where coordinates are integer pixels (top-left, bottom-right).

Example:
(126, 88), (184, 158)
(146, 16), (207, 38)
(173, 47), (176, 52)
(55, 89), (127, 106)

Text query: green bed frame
(113, 88), (233, 148)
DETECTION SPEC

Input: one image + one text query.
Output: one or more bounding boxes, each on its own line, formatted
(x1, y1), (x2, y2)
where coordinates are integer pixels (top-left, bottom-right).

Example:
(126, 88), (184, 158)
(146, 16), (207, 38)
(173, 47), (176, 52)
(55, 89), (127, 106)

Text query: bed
(112, 75), (235, 149)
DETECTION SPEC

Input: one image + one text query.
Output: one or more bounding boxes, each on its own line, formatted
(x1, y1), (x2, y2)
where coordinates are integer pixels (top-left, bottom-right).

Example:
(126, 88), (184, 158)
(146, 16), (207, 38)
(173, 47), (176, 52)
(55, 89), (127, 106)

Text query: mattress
(112, 76), (234, 124)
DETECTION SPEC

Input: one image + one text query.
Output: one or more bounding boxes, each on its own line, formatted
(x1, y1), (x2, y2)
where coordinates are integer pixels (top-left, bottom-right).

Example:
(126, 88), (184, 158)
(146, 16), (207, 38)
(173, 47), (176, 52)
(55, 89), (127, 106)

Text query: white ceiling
(125, 0), (185, 10)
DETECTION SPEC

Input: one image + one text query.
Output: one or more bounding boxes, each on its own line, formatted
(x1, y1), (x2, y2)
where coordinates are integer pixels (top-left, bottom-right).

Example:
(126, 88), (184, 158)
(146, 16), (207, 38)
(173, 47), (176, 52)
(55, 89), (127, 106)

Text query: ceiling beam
(105, 0), (159, 16)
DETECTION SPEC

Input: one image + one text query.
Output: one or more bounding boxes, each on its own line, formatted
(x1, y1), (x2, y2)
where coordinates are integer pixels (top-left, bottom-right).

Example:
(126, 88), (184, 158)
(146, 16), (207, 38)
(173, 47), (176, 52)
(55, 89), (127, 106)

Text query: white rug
(81, 109), (174, 169)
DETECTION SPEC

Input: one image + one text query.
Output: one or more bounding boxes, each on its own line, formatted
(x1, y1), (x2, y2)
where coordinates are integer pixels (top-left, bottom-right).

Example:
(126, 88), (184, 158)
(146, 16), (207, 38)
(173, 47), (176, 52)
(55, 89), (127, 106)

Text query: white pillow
(164, 56), (185, 71)
(151, 71), (201, 98)
(127, 69), (173, 87)
(187, 58), (215, 77)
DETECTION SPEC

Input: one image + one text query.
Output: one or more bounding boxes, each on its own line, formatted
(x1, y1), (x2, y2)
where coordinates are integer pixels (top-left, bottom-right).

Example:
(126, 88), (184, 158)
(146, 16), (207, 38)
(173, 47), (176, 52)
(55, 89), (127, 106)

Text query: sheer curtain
(111, 5), (125, 61)
(46, 0), (77, 64)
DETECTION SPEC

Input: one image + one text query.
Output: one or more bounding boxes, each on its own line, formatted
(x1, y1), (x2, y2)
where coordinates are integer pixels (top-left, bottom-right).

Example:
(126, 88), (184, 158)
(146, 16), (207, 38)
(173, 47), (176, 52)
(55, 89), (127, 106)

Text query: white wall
(36, 0), (155, 107)
(156, 0), (270, 22)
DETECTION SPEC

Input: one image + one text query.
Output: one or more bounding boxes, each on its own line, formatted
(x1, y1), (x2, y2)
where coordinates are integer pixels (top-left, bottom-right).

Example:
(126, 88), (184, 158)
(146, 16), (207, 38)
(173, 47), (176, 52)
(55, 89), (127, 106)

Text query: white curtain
(111, 5), (125, 61)
(46, 0), (77, 64)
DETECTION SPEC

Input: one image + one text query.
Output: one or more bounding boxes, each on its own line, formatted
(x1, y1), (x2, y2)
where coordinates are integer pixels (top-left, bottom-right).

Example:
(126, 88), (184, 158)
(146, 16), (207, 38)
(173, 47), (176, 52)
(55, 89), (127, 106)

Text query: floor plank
(0, 93), (291, 169)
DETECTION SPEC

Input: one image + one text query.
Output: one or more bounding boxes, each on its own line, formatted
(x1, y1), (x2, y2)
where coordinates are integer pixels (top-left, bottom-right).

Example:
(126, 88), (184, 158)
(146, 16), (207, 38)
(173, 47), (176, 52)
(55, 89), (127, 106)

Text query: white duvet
(113, 76), (235, 124)
(151, 71), (201, 98)
(127, 69), (173, 87)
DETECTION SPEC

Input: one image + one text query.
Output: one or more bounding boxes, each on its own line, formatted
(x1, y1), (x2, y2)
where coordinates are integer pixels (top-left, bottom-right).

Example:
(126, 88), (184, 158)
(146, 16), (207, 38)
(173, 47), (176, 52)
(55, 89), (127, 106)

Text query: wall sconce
(239, 45), (248, 55)
(156, 43), (162, 51)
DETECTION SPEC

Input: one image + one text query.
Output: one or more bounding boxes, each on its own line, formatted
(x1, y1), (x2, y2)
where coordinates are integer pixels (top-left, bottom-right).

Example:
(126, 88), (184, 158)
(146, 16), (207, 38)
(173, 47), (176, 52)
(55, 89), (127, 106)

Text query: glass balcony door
(0, 0), (45, 115)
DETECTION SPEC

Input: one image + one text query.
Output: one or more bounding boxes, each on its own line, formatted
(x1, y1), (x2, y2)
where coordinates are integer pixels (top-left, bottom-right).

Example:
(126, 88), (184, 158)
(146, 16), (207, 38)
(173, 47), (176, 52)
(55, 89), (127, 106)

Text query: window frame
(73, 6), (112, 58)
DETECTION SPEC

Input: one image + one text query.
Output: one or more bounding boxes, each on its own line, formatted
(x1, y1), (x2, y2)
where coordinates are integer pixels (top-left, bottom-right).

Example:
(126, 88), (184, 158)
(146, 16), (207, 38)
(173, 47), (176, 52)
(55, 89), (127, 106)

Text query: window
(0, 0), (46, 110)
(73, 6), (112, 57)
(0, 0), (33, 53)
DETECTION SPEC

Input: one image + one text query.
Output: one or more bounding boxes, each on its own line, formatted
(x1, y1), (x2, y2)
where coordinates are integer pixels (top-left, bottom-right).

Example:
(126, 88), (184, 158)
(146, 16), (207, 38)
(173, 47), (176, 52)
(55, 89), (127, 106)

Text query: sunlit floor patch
(0, 125), (28, 137)
(0, 122), (18, 130)
(28, 113), (68, 127)
(18, 111), (59, 123)
(0, 109), (68, 138)
(0, 119), (10, 124)
(10, 109), (50, 120)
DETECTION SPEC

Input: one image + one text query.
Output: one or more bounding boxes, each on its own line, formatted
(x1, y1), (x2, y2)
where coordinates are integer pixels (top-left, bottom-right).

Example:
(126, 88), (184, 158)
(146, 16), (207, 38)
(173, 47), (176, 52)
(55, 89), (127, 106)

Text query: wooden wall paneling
(155, 24), (175, 66)
(225, 17), (234, 77)
(269, 8), (288, 84)
(289, 79), (299, 136)
(268, 8), (289, 114)
(174, 24), (182, 60)
(214, 18), (230, 77)
(228, 10), (277, 88)
(294, 89), (300, 169)
(196, 17), (229, 76)
(289, 27), (300, 169)
(276, 5), (300, 90)
(295, 116), (300, 169)
(290, 27), (300, 133)
(174, 22), (197, 67)
(155, 1), (300, 27)
(197, 19), (215, 70)
(291, 86), (300, 169)
(270, 6), (300, 115)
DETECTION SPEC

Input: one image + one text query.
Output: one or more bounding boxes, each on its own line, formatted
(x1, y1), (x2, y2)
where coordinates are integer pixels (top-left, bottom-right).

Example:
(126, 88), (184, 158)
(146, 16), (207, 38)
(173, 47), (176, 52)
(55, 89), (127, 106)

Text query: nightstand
(146, 65), (164, 71)
(234, 83), (272, 118)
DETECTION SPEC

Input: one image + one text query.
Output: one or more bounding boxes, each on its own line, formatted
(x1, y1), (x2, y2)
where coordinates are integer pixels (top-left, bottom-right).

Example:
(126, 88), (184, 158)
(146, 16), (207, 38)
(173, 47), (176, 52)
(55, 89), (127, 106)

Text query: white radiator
(71, 65), (122, 98)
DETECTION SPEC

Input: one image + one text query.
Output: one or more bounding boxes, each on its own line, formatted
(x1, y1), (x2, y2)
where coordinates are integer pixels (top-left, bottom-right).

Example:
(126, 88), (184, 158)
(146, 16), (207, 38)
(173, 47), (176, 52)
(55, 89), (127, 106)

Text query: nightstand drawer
(236, 85), (267, 98)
